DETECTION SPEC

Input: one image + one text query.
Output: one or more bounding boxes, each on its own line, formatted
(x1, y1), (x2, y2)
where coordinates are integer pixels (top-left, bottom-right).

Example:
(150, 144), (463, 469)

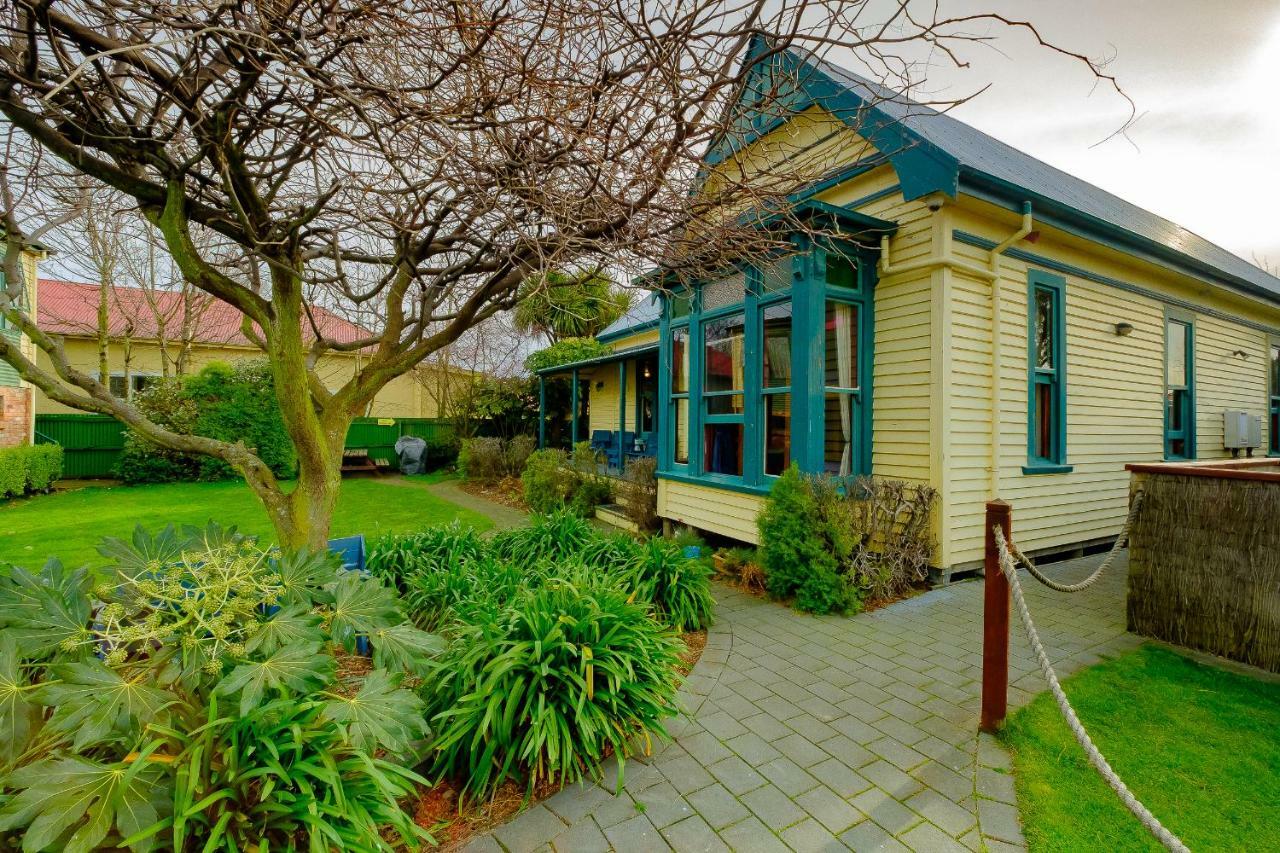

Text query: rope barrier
(1010, 490), (1145, 593)
(993, 521), (1189, 853)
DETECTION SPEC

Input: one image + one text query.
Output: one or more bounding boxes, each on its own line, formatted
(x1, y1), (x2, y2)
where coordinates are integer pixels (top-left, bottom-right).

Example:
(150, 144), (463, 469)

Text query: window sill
(656, 470), (774, 496)
(1022, 463), (1074, 475)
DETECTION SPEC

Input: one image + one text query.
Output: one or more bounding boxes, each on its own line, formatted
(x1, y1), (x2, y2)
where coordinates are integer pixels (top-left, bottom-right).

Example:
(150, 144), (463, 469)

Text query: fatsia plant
(0, 524), (440, 852)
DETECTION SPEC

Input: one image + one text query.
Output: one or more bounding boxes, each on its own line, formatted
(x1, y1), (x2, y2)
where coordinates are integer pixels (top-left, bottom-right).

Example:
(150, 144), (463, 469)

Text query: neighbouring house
(538, 40), (1280, 577)
(34, 279), (470, 420)
(0, 243), (45, 448)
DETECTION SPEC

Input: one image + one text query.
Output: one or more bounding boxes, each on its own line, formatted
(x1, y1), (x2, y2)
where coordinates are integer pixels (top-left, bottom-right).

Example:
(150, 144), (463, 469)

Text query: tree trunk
(96, 284), (109, 384)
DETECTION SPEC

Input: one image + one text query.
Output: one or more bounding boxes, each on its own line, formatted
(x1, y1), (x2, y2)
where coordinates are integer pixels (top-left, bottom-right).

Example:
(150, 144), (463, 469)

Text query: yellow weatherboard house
(544, 41), (1280, 577)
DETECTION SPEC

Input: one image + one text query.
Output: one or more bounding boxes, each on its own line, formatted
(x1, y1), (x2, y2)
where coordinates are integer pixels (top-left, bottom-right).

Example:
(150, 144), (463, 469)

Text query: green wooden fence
(34, 414), (454, 478)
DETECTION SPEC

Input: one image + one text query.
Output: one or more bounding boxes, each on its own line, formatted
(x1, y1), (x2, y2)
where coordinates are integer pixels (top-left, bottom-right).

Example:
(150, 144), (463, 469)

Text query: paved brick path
(465, 552), (1140, 853)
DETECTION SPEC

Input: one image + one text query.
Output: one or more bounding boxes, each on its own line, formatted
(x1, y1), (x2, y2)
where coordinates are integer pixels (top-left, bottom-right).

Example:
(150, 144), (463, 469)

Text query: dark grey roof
(597, 292), (661, 341)
(808, 53), (1280, 301)
(534, 340), (658, 375)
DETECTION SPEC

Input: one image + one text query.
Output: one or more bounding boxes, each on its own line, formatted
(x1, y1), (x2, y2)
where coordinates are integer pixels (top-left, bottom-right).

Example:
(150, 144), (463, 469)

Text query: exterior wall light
(1114, 322), (1134, 336)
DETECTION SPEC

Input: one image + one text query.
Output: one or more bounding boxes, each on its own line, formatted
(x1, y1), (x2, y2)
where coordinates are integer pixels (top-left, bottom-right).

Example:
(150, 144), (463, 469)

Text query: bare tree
(0, 1), (1125, 548)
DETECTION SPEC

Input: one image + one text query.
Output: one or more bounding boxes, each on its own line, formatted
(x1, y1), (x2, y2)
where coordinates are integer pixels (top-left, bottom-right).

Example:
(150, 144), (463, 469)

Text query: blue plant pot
(683, 545), (702, 559)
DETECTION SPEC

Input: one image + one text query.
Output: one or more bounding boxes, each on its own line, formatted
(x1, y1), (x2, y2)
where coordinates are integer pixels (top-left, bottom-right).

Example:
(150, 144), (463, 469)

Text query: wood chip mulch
(456, 477), (528, 512)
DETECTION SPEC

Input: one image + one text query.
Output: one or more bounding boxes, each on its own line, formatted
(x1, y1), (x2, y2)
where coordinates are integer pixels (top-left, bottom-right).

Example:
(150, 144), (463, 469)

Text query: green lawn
(0, 474), (493, 571)
(1002, 644), (1280, 852)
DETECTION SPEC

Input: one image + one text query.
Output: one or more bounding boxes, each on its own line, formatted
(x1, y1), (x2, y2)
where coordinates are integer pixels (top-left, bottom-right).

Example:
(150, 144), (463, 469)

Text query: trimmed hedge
(0, 444), (63, 499)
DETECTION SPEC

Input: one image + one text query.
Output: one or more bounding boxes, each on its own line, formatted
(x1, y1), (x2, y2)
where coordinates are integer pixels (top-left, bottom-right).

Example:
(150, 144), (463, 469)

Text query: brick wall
(0, 386), (33, 448)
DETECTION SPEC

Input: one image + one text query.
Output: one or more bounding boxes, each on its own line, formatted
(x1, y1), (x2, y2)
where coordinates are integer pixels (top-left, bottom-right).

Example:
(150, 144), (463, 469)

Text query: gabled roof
(706, 39), (1280, 305)
(38, 279), (371, 348)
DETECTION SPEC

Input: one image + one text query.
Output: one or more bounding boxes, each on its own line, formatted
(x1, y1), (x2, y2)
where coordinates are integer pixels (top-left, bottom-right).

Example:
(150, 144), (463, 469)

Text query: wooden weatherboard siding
(658, 477), (765, 543)
(941, 199), (1280, 568)
(583, 328), (659, 438)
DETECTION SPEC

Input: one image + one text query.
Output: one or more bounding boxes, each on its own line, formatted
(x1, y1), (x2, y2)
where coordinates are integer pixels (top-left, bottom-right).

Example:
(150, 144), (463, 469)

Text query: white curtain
(835, 304), (853, 475)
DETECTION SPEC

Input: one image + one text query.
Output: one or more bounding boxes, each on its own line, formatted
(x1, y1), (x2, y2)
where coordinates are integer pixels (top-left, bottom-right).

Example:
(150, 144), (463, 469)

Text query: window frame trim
(1023, 269), (1072, 475)
(1268, 335), (1280, 456)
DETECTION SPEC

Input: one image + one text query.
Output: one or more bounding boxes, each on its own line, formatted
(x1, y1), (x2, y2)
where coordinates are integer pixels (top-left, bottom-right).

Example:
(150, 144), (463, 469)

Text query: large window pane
(671, 327), (689, 393)
(704, 422), (743, 476)
(706, 394), (744, 415)
(1033, 380), (1054, 460)
(1167, 320), (1188, 386)
(823, 393), (855, 476)
(764, 393), (791, 476)
(1271, 344), (1280, 396)
(824, 302), (858, 389)
(701, 271), (746, 311)
(762, 302), (792, 388)
(704, 313), (745, 393)
(672, 398), (689, 464)
(1034, 288), (1055, 369)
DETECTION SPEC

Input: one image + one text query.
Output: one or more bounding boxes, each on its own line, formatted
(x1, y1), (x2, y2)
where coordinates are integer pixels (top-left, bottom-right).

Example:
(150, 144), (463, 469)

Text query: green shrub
(458, 436), (507, 484)
(0, 524), (439, 851)
(631, 539), (715, 632)
(116, 360), (296, 484)
(423, 569), (683, 799)
(623, 456), (659, 531)
(757, 465), (856, 615)
(366, 522), (487, 594)
(490, 510), (597, 563)
(23, 444), (62, 492)
(0, 444), (64, 499)
(522, 448), (573, 513)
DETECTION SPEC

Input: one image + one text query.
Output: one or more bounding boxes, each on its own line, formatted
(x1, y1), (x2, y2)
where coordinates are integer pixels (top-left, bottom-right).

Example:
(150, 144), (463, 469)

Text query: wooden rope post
(981, 499), (1012, 732)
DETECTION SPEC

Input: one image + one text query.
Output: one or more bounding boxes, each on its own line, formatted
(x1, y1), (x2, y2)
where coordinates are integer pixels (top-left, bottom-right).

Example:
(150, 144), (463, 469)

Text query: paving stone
(492, 805), (567, 853)
(662, 815), (732, 853)
(904, 788), (977, 836)
(740, 783), (806, 829)
(794, 785), (863, 834)
(779, 817), (846, 852)
(707, 754), (768, 795)
(977, 798), (1024, 845)
(807, 757), (872, 798)
(686, 783), (751, 830)
(850, 788), (922, 836)
(758, 756), (821, 797)
(550, 819), (611, 853)
(659, 752), (717, 795)
(816, 734), (877, 769)
(838, 820), (911, 852)
(459, 835), (504, 853)
(912, 761), (973, 804)
(870, 714), (931, 747)
(604, 813), (672, 851)
(829, 714), (885, 744)
(976, 766), (1018, 805)
(681, 730), (735, 765)
(719, 815), (791, 853)
(742, 711), (793, 741)
(774, 732), (830, 768)
(725, 731), (785, 766)
(867, 736), (928, 771)
(633, 780), (696, 829)
(860, 760), (924, 799)
(898, 821), (970, 853)
(786, 714), (841, 743)
(701, 709), (750, 740)
(544, 781), (612, 823)
(593, 792), (642, 829)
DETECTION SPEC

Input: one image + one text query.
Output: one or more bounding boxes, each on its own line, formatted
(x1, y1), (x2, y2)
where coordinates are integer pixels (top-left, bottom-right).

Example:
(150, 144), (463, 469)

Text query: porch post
(981, 499), (1012, 732)
(538, 375), (546, 449)
(618, 359), (627, 473)
(570, 367), (579, 447)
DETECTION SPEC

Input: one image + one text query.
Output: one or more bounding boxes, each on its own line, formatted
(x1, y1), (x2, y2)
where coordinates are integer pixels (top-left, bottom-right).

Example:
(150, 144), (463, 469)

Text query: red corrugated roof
(37, 279), (370, 348)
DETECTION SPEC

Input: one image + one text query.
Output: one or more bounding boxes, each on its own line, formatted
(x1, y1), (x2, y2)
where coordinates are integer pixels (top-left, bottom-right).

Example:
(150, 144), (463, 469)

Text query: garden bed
(457, 475), (528, 512)
(412, 629), (708, 850)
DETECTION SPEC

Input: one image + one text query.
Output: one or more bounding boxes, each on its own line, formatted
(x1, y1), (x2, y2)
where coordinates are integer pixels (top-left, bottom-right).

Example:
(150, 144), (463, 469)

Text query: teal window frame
(655, 240), (876, 491)
(661, 295), (692, 470)
(1163, 309), (1196, 460)
(1023, 270), (1071, 474)
(1268, 337), (1280, 456)
(700, 300), (748, 480)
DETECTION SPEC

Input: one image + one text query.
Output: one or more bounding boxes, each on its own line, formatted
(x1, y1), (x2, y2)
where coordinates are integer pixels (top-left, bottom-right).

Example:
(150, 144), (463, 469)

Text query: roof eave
(959, 170), (1280, 308)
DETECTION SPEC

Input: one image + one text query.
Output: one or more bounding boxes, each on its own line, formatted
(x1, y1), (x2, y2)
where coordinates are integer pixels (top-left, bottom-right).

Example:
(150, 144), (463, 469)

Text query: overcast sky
(870, 0), (1280, 269)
